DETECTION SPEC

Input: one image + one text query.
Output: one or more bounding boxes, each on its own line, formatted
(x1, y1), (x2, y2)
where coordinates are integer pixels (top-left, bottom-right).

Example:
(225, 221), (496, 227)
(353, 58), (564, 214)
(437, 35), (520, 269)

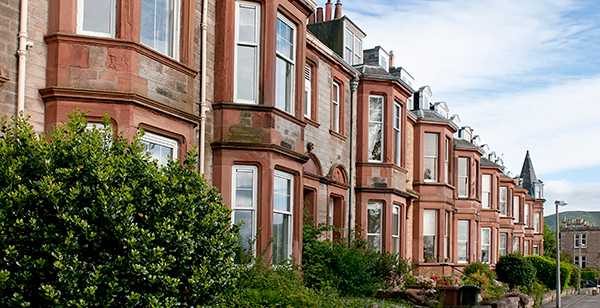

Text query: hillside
(544, 211), (600, 232)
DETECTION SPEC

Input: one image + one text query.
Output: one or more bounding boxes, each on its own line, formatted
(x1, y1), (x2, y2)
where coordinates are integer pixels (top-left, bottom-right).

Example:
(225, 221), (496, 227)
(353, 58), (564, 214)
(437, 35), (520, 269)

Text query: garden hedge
(496, 253), (536, 289)
(525, 255), (572, 290)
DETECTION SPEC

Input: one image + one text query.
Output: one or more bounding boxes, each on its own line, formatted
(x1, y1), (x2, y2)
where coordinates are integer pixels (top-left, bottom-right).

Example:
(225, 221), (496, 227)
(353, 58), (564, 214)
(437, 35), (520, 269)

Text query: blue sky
(338, 0), (600, 215)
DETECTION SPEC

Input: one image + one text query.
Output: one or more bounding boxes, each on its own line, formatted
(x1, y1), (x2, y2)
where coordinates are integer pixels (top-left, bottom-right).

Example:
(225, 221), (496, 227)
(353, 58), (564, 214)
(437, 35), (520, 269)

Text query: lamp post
(555, 200), (567, 308)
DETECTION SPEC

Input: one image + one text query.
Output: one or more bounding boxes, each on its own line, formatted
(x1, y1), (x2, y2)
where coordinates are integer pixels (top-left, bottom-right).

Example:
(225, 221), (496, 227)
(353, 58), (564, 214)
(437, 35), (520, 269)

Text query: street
(541, 294), (600, 308)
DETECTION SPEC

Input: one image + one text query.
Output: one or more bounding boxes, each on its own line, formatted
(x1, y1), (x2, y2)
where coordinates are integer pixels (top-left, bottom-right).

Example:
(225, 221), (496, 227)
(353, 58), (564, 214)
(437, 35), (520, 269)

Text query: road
(541, 294), (600, 308)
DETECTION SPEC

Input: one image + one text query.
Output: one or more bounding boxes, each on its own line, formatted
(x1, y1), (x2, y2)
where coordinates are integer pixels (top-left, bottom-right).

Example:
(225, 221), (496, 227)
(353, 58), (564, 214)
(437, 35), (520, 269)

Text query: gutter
(17, 0), (33, 115)
(199, 0), (208, 174)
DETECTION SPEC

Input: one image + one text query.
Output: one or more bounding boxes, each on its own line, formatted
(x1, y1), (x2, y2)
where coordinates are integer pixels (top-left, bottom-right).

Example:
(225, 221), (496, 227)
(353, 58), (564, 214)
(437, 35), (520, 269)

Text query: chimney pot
(325, 0), (333, 21)
(334, 0), (342, 19)
(316, 7), (324, 23)
(389, 50), (395, 69)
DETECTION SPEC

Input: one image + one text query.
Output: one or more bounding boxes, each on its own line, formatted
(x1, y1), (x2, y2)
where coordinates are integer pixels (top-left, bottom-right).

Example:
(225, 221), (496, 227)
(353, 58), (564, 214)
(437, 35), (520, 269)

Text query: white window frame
(394, 101), (402, 166)
(513, 237), (519, 253)
(533, 213), (540, 233)
(77, 0), (116, 38)
(354, 36), (362, 64)
(574, 256), (587, 268)
(275, 13), (296, 115)
(524, 240), (529, 255)
(575, 233), (587, 248)
(499, 187), (507, 216)
(482, 174), (491, 208)
(367, 201), (383, 252)
(140, 0), (181, 59)
(272, 170), (294, 263)
(481, 228), (491, 263)
(513, 196), (520, 222)
(140, 131), (179, 166)
(499, 233), (507, 256)
(380, 56), (387, 71)
(423, 210), (437, 260)
(533, 244), (539, 255)
(524, 203), (530, 227)
(332, 81), (340, 133)
(368, 95), (384, 162)
(457, 157), (469, 197)
(457, 220), (469, 263)
(392, 205), (400, 255)
(234, 1), (261, 104)
(304, 64), (311, 118)
(232, 165), (258, 253)
(423, 133), (438, 182)
(444, 211), (450, 259)
(328, 197), (334, 241)
(344, 29), (353, 64)
(444, 138), (450, 183)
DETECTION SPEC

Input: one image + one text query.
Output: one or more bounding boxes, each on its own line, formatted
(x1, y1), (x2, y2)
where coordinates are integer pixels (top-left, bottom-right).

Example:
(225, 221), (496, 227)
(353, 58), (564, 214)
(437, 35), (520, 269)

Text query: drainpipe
(199, 0), (208, 174)
(348, 77), (359, 244)
(17, 0), (33, 116)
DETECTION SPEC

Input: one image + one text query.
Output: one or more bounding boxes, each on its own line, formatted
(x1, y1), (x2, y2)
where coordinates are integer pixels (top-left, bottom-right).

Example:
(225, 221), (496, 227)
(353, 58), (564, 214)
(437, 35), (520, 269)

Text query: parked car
(581, 280), (598, 288)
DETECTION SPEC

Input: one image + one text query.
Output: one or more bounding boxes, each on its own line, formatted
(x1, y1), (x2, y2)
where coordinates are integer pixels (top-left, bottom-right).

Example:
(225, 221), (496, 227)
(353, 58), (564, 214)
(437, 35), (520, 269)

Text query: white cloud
(543, 180), (600, 214)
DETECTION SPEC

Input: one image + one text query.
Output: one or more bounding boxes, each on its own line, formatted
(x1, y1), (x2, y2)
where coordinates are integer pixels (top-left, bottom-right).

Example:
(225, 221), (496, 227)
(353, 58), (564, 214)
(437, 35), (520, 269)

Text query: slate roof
(453, 138), (480, 150)
(354, 65), (415, 93)
(409, 109), (459, 129)
(519, 150), (538, 191)
(481, 157), (502, 168)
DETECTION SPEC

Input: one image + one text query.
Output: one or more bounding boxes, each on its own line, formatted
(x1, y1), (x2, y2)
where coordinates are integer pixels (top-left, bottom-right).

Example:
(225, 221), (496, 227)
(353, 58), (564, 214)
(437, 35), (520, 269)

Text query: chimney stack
(308, 11), (315, 24)
(389, 50), (395, 69)
(334, 0), (342, 19)
(325, 0), (333, 21)
(316, 7), (323, 23)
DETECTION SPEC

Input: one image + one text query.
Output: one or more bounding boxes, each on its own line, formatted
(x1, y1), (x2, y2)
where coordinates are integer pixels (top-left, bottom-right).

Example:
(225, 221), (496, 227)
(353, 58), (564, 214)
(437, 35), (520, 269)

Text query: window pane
(423, 210), (436, 235)
(424, 235), (435, 259)
(369, 96), (383, 161)
(424, 133), (438, 180)
(141, 0), (177, 57)
(367, 202), (381, 234)
(392, 206), (399, 236)
(82, 0), (113, 34)
(276, 57), (293, 112)
(238, 6), (256, 43)
(458, 220), (469, 262)
(274, 175), (291, 212)
(369, 97), (383, 121)
(272, 212), (290, 263)
(368, 235), (381, 252)
(234, 210), (253, 250)
(236, 46), (256, 101)
(276, 19), (293, 59)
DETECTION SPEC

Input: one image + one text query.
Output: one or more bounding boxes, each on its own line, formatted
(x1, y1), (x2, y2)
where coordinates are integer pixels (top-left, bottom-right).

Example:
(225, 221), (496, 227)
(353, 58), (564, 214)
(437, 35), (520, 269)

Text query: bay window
(232, 165), (258, 252)
(394, 101), (402, 166)
(481, 228), (491, 263)
(499, 187), (507, 216)
(482, 174), (491, 208)
(141, 131), (179, 166)
(235, 1), (261, 103)
(367, 202), (382, 252)
(423, 210), (437, 260)
(140, 0), (181, 58)
(77, 0), (116, 37)
(273, 170), (293, 263)
(392, 205), (400, 254)
(457, 157), (469, 197)
(275, 14), (296, 114)
(368, 96), (383, 161)
(423, 133), (438, 181)
(457, 220), (469, 263)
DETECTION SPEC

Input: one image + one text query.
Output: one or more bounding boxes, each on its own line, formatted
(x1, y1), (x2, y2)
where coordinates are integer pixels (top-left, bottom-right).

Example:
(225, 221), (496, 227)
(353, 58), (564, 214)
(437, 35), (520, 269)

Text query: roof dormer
(363, 46), (390, 71)
(457, 126), (472, 141)
(390, 66), (415, 88)
(411, 85), (432, 110)
(432, 101), (449, 118)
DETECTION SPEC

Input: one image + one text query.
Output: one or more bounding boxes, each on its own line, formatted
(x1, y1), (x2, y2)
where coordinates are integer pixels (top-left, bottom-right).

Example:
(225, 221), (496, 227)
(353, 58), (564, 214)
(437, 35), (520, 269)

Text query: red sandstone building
(0, 0), (545, 271)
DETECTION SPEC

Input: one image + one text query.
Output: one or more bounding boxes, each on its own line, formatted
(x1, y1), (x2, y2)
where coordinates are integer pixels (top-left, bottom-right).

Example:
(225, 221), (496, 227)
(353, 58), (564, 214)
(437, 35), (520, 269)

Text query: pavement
(541, 293), (600, 308)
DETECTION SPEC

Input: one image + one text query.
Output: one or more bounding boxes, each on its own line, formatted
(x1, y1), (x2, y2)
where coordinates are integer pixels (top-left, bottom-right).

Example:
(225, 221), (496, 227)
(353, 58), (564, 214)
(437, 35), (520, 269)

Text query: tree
(543, 221), (556, 259)
(0, 111), (240, 307)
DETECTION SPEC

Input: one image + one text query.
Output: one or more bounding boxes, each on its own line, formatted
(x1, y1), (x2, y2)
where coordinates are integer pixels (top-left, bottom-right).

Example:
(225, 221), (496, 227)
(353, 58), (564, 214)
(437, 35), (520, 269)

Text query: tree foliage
(543, 222), (557, 259)
(0, 112), (240, 307)
(525, 255), (572, 290)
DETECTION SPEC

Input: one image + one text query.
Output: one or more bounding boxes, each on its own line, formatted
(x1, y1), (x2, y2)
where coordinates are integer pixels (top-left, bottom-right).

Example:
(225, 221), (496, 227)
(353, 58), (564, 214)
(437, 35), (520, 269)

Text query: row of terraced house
(0, 0), (545, 273)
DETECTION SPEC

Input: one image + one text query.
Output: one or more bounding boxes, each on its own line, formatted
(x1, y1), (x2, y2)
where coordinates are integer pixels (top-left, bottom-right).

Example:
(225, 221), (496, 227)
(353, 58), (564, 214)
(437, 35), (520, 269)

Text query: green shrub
(0, 112), (240, 307)
(581, 270), (599, 281)
(464, 261), (497, 281)
(496, 253), (536, 289)
(568, 263), (580, 289)
(525, 255), (572, 290)
(301, 215), (411, 296)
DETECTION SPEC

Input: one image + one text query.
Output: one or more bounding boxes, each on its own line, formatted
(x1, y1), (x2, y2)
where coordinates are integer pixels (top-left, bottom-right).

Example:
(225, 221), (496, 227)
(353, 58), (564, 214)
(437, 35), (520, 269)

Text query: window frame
(140, 130), (179, 166)
(393, 101), (402, 166)
(513, 196), (520, 222)
(368, 95), (384, 162)
(482, 174), (491, 208)
(304, 64), (312, 118)
(481, 227), (491, 263)
(533, 213), (540, 233)
(533, 244), (539, 255)
(234, 1), (261, 104)
(231, 165), (258, 253)
(392, 204), (401, 255)
(457, 157), (469, 197)
(272, 170), (294, 263)
(367, 201), (383, 252)
(275, 13), (297, 115)
(140, 0), (182, 59)
(457, 220), (469, 263)
(77, 0), (117, 38)
(499, 187), (507, 216)
(444, 137), (450, 183)
(423, 209), (437, 260)
(423, 133), (438, 182)
(499, 233), (507, 256)
(332, 81), (341, 133)
(524, 203), (530, 227)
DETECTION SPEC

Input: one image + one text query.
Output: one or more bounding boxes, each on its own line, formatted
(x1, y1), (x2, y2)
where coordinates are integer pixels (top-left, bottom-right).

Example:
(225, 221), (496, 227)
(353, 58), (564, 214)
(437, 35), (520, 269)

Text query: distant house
(561, 218), (600, 269)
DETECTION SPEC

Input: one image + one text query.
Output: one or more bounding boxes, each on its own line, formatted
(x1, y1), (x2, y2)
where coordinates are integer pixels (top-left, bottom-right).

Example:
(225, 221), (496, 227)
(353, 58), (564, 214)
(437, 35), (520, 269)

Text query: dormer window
(344, 28), (363, 65)
(433, 102), (449, 118)
(380, 56), (387, 71)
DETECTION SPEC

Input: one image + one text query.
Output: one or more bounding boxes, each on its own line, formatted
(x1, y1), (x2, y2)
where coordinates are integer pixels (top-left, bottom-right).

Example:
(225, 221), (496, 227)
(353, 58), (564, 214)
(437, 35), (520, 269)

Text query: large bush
(496, 253), (536, 289)
(301, 215), (410, 296)
(0, 112), (240, 307)
(464, 261), (496, 281)
(525, 255), (571, 290)
(582, 269), (600, 281)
